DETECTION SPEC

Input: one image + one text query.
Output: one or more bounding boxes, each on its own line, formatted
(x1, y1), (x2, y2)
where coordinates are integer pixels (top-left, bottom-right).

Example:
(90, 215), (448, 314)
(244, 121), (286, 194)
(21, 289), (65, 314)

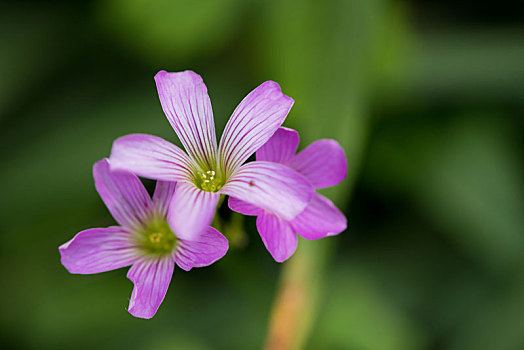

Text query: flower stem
(263, 239), (332, 350)
(212, 196), (248, 249)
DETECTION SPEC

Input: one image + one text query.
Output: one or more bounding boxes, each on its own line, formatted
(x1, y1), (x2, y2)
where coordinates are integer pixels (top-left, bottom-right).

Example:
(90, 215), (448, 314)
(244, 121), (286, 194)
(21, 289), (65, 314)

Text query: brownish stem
(264, 239), (331, 350)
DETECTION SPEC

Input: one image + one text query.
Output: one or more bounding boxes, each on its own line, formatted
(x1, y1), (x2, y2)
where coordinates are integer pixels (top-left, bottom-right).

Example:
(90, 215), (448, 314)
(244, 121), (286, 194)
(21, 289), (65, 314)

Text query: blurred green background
(1, 0), (523, 349)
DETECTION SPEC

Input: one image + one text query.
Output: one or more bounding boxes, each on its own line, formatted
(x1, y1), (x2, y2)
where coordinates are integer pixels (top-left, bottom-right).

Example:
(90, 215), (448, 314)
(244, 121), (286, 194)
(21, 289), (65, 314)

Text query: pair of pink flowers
(59, 71), (347, 319)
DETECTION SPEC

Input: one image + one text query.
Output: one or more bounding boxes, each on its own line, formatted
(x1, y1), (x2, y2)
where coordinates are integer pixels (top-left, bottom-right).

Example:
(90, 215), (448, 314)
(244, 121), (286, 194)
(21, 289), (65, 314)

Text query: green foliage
(98, 0), (246, 64)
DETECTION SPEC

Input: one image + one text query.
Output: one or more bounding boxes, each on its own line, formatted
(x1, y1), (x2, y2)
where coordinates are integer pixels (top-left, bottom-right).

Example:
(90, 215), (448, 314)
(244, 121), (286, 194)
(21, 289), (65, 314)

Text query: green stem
(212, 196), (248, 249)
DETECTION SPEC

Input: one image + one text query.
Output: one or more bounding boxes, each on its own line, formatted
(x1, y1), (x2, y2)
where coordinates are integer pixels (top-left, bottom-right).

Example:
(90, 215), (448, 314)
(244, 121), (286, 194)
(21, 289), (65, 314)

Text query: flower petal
(155, 70), (217, 170)
(291, 194), (347, 240)
(288, 139), (347, 189)
(152, 181), (177, 217)
(256, 127), (299, 164)
(220, 161), (314, 221)
(110, 134), (194, 182)
(59, 226), (137, 274)
(175, 227), (229, 271)
(256, 213), (297, 262)
(167, 181), (220, 240)
(127, 257), (174, 319)
(228, 196), (263, 216)
(218, 81), (294, 176)
(94, 159), (152, 228)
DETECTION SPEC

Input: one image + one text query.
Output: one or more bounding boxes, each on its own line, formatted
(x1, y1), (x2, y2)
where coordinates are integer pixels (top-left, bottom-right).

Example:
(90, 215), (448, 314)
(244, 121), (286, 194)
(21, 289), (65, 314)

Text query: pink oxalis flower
(59, 159), (228, 319)
(229, 127), (347, 262)
(110, 71), (314, 241)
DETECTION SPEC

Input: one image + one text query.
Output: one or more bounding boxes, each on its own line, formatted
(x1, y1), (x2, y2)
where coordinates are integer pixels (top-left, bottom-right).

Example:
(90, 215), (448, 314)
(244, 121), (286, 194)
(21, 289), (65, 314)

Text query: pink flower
(110, 71), (314, 240)
(229, 127), (347, 262)
(59, 159), (228, 319)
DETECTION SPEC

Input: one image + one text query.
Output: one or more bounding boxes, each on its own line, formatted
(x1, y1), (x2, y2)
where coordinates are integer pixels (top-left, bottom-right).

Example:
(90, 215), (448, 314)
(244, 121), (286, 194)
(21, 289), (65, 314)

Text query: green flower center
(198, 170), (224, 192)
(137, 218), (177, 255)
